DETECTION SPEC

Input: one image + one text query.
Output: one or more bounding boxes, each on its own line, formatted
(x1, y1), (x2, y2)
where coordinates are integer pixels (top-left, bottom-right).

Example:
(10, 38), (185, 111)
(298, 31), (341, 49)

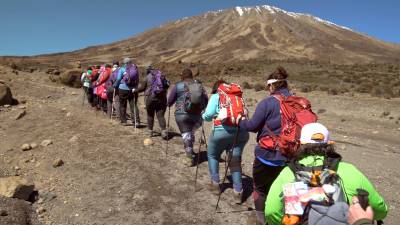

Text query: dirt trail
(1, 68), (399, 225)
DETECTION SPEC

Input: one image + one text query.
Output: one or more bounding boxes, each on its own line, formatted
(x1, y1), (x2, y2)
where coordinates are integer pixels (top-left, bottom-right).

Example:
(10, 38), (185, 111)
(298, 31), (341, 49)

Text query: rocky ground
(0, 66), (399, 225)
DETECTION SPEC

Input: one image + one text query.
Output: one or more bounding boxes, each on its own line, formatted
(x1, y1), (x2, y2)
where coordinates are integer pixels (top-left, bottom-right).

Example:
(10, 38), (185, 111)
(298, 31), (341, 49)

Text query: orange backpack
(214, 83), (245, 127)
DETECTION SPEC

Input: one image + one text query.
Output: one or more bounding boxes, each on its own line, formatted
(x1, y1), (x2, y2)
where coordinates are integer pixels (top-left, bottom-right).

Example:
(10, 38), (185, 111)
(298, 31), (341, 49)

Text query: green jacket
(265, 155), (388, 225)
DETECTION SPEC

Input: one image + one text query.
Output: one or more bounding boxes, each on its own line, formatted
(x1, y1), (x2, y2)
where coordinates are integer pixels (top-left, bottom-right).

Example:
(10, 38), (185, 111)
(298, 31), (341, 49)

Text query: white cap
(300, 123), (331, 144)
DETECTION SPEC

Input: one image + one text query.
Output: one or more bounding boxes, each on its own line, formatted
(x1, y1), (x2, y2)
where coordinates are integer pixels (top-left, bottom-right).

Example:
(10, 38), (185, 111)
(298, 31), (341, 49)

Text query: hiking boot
(207, 181), (220, 195)
(233, 189), (243, 204)
(161, 130), (168, 140)
(147, 129), (153, 137)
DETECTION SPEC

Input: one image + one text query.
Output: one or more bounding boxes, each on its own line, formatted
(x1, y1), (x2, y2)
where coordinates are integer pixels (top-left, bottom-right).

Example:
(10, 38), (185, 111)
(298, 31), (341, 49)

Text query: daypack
(215, 83), (245, 127)
(282, 153), (348, 225)
(105, 68), (119, 89)
(122, 64), (139, 87)
(259, 94), (317, 157)
(149, 69), (169, 96)
(183, 80), (207, 114)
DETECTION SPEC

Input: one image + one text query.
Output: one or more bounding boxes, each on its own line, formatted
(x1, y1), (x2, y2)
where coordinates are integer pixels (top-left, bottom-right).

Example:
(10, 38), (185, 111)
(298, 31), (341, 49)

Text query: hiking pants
(252, 158), (285, 222)
(146, 101), (167, 131)
(207, 128), (249, 192)
(175, 114), (202, 156)
(119, 90), (140, 123)
(83, 87), (94, 105)
(107, 88), (120, 118)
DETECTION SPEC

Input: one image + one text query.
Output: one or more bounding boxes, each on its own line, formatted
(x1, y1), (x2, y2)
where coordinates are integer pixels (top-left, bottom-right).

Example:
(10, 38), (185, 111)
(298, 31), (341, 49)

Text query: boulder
(52, 159), (64, 168)
(0, 83), (17, 106)
(0, 196), (40, 225)
(40, 140), (52, 147)
(14, 110), (26, 120)
(20, 144), (31, 151)
(0, 177), (34, 200)
(143, 138), (154, 146)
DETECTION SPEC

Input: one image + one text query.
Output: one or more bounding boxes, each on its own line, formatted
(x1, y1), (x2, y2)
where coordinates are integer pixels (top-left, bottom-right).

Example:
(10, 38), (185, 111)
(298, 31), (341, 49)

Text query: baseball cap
(300, 123), (332, 144)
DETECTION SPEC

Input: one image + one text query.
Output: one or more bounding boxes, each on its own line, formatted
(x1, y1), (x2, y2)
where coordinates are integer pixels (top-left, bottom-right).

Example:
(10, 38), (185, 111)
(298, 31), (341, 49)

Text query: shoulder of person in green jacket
(264, 155), (388, 225)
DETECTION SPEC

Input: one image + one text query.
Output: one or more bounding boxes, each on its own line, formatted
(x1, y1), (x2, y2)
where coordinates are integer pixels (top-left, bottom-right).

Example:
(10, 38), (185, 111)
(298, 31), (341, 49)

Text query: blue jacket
(239, 88), (291, 165)
(114, 65), (132, 91)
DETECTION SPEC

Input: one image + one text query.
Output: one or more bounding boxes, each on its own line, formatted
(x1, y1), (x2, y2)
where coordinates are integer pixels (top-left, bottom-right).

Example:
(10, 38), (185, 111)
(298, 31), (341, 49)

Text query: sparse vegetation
(242, 81), (252, 89)
(253, 83), (264, 92)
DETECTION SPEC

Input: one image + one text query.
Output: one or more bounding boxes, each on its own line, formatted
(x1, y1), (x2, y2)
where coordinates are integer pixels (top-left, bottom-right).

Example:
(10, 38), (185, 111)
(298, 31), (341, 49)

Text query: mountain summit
(22, 5), (400, 65)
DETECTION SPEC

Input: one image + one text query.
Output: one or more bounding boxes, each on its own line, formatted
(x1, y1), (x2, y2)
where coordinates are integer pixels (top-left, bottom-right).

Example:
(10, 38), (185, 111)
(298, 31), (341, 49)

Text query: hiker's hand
(348, 196), (373, 225)
(243, 108), (249, 117)
(132, 88), (138, 93)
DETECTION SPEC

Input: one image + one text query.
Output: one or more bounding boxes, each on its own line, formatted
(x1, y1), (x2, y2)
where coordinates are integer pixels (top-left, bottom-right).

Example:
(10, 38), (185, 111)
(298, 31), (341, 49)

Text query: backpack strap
(288, 152), (342, 179)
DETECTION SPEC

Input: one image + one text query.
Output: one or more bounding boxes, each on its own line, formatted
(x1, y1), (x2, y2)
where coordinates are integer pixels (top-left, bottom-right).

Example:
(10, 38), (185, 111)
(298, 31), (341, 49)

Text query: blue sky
(0, 0), (399, 56)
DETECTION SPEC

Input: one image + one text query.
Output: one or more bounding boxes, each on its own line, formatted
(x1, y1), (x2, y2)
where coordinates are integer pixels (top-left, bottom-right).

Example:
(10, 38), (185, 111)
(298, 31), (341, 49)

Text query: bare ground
(0, 68), (399, 225)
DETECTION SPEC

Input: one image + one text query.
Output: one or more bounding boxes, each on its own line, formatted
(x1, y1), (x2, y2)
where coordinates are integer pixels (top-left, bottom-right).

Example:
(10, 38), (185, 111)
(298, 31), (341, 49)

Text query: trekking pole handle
(356, 188), (369, 210)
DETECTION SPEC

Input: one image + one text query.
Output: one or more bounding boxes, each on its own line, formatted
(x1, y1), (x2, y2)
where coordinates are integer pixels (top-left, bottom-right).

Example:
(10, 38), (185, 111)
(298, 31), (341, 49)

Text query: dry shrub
(300, 84), (313, 93)
(253, 83), (264, 92)
(242, 81), (252, 89)
(327, 88), (338, 95)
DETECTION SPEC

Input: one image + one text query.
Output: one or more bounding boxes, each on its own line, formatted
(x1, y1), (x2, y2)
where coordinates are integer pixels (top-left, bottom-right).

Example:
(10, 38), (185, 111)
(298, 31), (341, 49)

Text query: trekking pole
(194, 122), (206, 190)
(133, 93), (137, 132)
(111, 89), (116, 120)
(165, 107), (171, 157)
(215, 126), (240, 211)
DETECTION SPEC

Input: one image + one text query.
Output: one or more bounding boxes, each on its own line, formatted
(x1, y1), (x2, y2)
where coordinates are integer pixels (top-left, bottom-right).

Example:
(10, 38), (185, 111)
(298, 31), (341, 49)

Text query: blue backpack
(122, 64), (139, 87)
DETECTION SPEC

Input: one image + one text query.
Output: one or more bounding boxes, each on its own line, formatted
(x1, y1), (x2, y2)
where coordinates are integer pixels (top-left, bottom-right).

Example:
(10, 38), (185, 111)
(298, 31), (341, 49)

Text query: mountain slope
(4, 5), (400, 65)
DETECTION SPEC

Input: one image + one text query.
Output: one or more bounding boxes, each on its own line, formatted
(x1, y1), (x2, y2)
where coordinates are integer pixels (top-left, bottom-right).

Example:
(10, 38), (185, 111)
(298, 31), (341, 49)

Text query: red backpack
(214, 83), (245, 127)
(259, 94), (317, 157)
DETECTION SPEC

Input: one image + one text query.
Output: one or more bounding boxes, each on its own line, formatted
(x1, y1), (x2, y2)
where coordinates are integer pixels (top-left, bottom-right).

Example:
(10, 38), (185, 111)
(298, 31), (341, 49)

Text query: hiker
(137, 66), (170, 138)
(113, 58), (140, 126)
(202, 79), (249, 201)
(237, 67), (293, 224)
(81, 67), (94, 105)
(91, 65), (101, 108)
(167, 68), (208, 166)
(95, 64), (112, 113)
(264, 123), (387, 225)
(106, 61), (121, 118)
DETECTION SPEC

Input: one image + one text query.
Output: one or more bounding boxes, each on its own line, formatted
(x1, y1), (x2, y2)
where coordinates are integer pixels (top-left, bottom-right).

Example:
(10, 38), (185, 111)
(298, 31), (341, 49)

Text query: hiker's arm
(356, 169), (387, 220)
(167, 85), (177, 107)
(136, 80), (147, 93)
(239, 100), (267, 132)
(202, 94), (218, 122)
(265, 167), (293, 225)
(340, 163), (388, 220)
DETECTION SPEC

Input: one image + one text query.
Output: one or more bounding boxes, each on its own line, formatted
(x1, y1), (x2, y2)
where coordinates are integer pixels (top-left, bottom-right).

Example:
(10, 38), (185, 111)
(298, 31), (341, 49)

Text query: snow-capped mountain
(24, 5), (400, 64)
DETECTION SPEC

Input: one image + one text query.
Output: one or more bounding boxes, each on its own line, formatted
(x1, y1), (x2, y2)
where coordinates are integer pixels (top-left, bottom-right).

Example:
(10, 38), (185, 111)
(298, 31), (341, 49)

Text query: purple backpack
(105, 68), (119, 89)
(149, 70), (166, 95)
(122, 64), (139, 87)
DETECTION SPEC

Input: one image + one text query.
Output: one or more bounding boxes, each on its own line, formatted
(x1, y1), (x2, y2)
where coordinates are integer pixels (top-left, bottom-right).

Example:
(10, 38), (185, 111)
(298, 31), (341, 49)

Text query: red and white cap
(300, 123), (332, 144)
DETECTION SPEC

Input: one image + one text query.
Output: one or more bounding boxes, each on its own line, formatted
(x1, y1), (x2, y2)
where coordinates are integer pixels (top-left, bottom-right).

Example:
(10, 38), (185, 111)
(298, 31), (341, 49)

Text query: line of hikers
(81, 58), (388, 225)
